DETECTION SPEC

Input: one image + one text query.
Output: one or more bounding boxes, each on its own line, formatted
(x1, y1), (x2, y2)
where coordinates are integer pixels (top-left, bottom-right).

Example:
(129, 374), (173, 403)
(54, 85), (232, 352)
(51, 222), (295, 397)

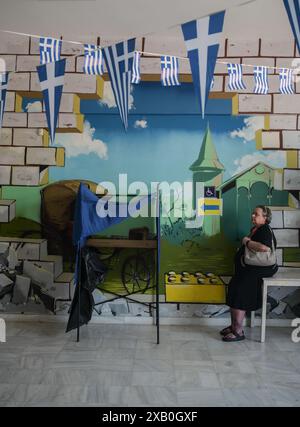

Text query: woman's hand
(242, 237), (251, 246)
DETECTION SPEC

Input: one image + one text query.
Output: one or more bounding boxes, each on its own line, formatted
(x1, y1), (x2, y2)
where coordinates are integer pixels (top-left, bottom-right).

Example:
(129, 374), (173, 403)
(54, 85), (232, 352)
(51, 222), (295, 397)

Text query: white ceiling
(0, 0), (294, 43)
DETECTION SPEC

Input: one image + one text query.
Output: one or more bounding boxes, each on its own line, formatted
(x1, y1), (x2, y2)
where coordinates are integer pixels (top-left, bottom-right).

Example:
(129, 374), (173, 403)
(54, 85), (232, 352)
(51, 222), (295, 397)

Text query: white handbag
(243, 226), (277, 267)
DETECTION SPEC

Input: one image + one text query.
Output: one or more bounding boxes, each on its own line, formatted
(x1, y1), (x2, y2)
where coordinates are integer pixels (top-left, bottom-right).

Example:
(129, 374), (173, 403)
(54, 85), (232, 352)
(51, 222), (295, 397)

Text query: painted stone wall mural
(0, 34), (299, 319)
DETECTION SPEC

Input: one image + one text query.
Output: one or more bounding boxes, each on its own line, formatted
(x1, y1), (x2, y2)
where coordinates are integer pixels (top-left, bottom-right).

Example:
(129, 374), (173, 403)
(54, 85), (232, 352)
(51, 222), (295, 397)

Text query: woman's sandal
(222, 331), (245, 342)
(219, 326), (232, 336)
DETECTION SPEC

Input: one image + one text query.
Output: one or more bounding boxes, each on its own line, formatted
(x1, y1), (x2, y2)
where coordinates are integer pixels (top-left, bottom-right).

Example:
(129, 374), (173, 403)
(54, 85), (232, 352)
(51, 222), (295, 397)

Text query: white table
(260, 270), (300, 342)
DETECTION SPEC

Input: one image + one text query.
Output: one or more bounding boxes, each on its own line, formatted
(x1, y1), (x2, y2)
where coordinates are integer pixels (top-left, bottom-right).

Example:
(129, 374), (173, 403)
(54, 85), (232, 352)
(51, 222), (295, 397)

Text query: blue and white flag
(39, 37), (62, 64)
(283, 0), (300, 54)
(279, 68), (295, 94)
(102, 39), (135, 130)
(36, 59), (66, 144)
(254, 66), (269, 94)
(181, 11), (225, 118)
(0, 72), (9, 129)
(160, 56), (180, 86)
(227, 63), (246, 91)
(83, 44), (104, 75)
(131, 51), (141, 84)
(210, 76), (214, 90)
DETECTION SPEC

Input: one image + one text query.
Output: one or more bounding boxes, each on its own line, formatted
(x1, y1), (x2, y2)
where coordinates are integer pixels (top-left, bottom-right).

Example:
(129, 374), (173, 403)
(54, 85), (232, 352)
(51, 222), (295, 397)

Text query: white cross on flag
(102, 39), (136, 130)
(36, 59), (66, 144)
(181, 11), (225, 118)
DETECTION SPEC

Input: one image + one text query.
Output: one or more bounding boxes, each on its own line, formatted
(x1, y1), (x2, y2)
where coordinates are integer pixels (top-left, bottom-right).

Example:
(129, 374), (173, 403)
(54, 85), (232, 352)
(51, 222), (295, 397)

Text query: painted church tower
(189, 125), (225, 236)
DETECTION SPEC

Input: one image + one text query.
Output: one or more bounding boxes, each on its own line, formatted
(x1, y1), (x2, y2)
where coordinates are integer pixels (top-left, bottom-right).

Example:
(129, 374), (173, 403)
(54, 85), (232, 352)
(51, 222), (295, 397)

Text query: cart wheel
(121, 255), (151, 294)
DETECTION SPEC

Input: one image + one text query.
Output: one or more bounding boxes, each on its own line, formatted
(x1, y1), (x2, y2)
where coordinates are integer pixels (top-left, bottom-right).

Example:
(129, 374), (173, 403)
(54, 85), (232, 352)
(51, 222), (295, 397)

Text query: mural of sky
(44, 82), (286, 188)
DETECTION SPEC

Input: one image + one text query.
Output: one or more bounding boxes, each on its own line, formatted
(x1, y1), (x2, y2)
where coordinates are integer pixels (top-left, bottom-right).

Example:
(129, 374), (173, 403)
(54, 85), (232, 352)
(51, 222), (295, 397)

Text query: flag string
(0, 29), (297, 74)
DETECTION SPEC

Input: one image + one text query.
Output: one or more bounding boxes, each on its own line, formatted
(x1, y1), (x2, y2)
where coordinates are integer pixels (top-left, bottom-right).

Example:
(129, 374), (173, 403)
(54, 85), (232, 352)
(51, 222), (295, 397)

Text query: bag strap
(267, 225), (276, 252)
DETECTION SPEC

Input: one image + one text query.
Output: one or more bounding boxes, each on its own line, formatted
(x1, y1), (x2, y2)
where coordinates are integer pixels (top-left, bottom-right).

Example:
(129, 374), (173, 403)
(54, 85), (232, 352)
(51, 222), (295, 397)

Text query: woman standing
(221, 205), (278, 342)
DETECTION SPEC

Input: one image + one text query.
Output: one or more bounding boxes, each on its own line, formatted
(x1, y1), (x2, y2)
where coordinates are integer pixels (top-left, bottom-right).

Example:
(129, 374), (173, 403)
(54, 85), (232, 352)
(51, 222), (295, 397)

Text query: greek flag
(36, 59), (66, 144)
(283, 0), (300, 54)
(131, 51), (141, 84)
(254, 66), (269, 94)
(181, 11), (225, 118)
(39, 37), (62, 64)
(279, 68), (295, 94)
(227, 63), (246, 91)
(102, 39), (135, 130)
(160, 56), (180, 86)
(83, 44), (104, 75)
(0, 72), (9, 129)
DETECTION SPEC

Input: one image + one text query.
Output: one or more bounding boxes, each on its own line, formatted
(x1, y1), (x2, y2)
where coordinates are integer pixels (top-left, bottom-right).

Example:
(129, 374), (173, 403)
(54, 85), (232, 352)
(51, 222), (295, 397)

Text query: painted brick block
(27, 113), (47, 128)
(268, 114), (297, 130)
(17, 55), (75, 72)
(276, 57), (299, 69)
(0, 237), (47, 260)
(16, 55), (39, 72)
(42, 93), (74, 113)
(0, 55), (16, 72)
(0, 128), (12, 145)
(283, 169), (300, 190)
(7, 73), (30, 91)
(261, 41), (294, 57)
(227, 40), (259, 57)
(5, 92), (15, 112)
(63, 73), (97, 93)
(140, 57), (160, 75)
(284, 210), (300, 228)
(36, 255), (63, 279)
(276, 249), (283, 266)
(0, 33), (29, 54)
(30, 72), (41, 92)
(270, 209), (284, 228)
(2, 113), (27, 127)
(274, 94), (300, 114)
(273, 229), (299, 247)
(0, 166), (11, 185)
(13, 129), (44, 147)
(261, 131), (281, 149)
(242, 58), (275, 74)
(11, 166), (45, 186)
(26, 147), (57, 166)
(238, 94), (272, 114)
(0, 200), (16, 223)
(282, 131), (300, 149)
(57, 94), (75, 113)
(0, 147), (25, 165)
(58, 114), (83, 131)
(274, 170), (284, 190)
(31, 71), (98, 93)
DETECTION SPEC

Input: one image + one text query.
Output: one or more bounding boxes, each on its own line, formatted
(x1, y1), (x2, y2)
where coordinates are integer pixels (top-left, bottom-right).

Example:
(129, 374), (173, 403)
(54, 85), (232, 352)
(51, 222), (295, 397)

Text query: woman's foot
(222, 331), (245, 342)
(219, 326), (232, 336)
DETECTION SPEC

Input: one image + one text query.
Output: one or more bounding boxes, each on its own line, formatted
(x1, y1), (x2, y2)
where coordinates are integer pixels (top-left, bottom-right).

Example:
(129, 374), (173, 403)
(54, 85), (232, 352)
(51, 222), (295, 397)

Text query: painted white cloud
(99, 81), (134, 110)
(233, 151), (286, 175)
(25, 101), (42, 112)
(134, 119), (148, 129)
(55, 121), (108, 159)
(230, 116), (264, 143)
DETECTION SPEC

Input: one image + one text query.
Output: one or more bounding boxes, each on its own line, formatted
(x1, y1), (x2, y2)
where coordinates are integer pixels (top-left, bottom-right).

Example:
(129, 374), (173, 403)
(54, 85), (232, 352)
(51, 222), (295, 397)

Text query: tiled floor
(0, 321), (300, 407)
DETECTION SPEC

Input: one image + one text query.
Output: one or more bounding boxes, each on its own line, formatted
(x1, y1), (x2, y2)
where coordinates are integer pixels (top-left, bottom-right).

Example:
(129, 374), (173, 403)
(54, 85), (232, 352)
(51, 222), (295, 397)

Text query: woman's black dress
(227, 224), (278, 311)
